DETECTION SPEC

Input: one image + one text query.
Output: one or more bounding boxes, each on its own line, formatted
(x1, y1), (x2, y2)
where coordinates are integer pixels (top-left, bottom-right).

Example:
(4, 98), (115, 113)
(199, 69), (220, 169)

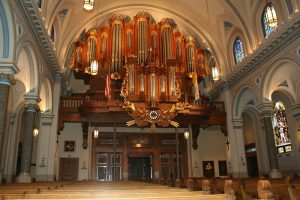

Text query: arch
(39, 78), (53, 113)
(233, 85), (260, 119)
(15, 42), (39, 95)
(262, 59), (300, 103)
(0, 0), (15, 59)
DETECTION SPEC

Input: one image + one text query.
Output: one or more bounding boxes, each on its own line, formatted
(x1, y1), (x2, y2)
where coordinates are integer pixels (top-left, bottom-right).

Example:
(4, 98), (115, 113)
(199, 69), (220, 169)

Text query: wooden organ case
(63, 11), (227, 181)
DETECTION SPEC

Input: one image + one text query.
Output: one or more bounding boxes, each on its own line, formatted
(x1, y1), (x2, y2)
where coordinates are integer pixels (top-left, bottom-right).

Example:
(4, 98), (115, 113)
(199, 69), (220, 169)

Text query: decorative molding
(40, 113), (54, 126)
(14, 0), (67, 89)
(0, 72), (16, 85)
(209, 14), (300, 99)
(24, 94), (41, 110)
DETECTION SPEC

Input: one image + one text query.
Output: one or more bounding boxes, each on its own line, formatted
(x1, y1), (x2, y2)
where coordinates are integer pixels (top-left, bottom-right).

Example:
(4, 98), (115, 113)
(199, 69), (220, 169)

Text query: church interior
(0, 0), (300, 199)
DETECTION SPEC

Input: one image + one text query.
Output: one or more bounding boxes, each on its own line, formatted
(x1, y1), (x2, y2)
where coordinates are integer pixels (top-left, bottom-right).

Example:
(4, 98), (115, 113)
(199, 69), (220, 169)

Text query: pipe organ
(68, 11), (212, 128)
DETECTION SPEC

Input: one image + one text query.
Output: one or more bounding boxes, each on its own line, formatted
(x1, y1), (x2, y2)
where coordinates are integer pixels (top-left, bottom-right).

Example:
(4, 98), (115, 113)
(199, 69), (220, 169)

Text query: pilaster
(35, 113), (54, 181)
(258, 101), (282, 178)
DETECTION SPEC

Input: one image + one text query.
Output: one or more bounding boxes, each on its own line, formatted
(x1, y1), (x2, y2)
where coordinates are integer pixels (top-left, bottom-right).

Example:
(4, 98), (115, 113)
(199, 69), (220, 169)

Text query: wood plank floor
(8, 181), (234, 200)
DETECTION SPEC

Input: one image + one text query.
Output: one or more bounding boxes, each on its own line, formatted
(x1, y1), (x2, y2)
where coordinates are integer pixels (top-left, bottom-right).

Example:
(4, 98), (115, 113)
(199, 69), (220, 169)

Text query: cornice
(14, 0), (67, 89)
(208, 13), (300, 100)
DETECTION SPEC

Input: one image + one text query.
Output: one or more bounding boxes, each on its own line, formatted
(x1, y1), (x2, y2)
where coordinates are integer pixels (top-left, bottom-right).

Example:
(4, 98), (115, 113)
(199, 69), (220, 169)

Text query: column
(16, 103), (39, 183)
(0, 74), (14, 156)
(258, 102), (281, 178)
(35, 113), (54, 181)
(231, 119), (248, 178)
(0, 73), (15, 183)
(221, 86), (238, 178)
(50, 78), (61, 180)
(122, 136), (128, 180)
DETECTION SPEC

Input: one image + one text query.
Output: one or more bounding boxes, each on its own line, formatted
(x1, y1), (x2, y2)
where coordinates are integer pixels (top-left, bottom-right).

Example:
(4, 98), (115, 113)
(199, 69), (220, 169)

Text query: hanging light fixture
(265, 1), (278, 27)
(93, 128), (99, 138)
(184, 130), (190, 140)
(83, 0), (95, 11)
(212, 66), (219, 81)
(33, 111), (39, 137)
(206, 0), (220, 81)
(33, 128), (39, 137)
(90, 60), (98, 75)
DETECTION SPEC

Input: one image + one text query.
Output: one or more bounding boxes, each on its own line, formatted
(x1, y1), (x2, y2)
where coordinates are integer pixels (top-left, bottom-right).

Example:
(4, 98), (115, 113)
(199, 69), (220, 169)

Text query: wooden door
(59, 158), (79, 181)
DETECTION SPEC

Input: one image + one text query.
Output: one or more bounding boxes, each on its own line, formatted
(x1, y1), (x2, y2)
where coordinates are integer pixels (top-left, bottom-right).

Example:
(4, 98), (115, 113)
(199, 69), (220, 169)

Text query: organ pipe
(69, 12), (212, 102)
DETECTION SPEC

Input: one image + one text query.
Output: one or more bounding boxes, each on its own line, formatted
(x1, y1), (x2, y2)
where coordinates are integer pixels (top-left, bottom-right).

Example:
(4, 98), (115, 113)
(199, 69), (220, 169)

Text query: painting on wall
(64, 141), (75, 152)
(218, 160), (227, 176)
(202, 161), (215, 178)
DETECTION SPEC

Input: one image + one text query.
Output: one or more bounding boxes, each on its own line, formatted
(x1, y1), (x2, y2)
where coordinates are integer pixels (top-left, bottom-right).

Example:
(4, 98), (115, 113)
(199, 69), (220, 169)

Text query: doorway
(59, 158), (79, 181)
(246, 156), (259, 177)
(128, 156), (151, 180)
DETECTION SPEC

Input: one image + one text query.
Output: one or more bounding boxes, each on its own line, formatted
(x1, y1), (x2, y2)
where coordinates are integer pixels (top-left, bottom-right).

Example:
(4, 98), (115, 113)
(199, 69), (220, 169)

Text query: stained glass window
(262, 4), (278, 37)
(271, 101), (292, 154)
(233, 37), (245, 64)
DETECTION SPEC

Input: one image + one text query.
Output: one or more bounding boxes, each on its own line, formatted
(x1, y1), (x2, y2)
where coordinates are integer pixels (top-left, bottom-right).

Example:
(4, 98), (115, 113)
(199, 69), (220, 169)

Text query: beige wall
(58, 123), (89, 181)
(191, 127), (227, 177)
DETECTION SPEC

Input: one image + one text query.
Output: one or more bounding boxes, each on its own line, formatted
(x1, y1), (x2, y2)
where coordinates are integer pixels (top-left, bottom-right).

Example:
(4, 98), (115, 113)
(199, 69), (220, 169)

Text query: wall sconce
(93, 128), (99, 138)
(184, 130), (190, 140)
(33, 128), (39, 137)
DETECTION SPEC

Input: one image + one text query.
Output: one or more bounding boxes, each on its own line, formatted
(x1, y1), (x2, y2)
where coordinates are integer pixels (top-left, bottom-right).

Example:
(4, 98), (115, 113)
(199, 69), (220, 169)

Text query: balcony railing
(60, 91), (225, 113)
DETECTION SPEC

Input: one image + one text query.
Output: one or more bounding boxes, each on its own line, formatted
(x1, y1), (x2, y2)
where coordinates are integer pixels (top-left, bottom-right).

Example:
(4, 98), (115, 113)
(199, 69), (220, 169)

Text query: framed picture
(202, 161), (215, 178)
(218, 160), (227, 176)
(64, 141), (75, 152)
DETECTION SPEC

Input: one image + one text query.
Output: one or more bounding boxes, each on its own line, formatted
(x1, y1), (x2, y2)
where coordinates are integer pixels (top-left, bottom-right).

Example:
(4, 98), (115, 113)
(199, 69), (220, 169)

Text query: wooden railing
(61, 96), (84, 108)
(60, 92), (225, 113)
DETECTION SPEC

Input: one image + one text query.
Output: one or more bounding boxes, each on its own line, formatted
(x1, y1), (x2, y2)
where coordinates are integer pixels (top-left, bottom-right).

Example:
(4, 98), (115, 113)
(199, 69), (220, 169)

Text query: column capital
(0, 73), (16, 86)
(40, 113), (54, 126)
(0, 63), (19, 74)
(24, 94), (41, 109)
(232, 118), (243, 129)
(257, 101), (274, 116)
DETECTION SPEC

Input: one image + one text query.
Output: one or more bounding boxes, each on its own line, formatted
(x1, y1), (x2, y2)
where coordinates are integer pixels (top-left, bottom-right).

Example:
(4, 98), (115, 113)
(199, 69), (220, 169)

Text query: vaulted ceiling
(40, 0), (263, 74)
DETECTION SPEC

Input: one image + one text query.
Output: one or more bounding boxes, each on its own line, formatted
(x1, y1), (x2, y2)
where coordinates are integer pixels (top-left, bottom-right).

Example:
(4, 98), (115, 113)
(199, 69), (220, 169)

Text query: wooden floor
(2, 181), (233, 200)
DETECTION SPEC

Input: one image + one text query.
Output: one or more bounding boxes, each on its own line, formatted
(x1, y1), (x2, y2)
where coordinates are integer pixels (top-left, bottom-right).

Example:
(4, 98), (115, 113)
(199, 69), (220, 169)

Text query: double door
(97, 153), (121, 181)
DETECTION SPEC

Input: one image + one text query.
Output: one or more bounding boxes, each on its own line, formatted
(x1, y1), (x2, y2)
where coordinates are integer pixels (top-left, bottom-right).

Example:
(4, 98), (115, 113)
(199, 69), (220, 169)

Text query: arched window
(233, 37), (245, 64)
(261, 3), (278, 37)
(271, 101), (292, 154)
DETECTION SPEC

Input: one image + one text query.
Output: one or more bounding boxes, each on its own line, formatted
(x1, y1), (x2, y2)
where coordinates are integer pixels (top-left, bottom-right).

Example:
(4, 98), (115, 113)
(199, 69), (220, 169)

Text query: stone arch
(262, 58), (300, 104)
(15, 43), (39, 96)
(0, 0), (15, 59)
(241, 107), (269, 176)
(39, 78), (53, 113)
(233, 85), (260, 119)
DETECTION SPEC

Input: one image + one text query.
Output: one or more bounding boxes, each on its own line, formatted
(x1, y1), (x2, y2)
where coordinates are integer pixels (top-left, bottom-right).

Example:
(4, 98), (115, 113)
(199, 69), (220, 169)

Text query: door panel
(59, 158), (79, 181)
